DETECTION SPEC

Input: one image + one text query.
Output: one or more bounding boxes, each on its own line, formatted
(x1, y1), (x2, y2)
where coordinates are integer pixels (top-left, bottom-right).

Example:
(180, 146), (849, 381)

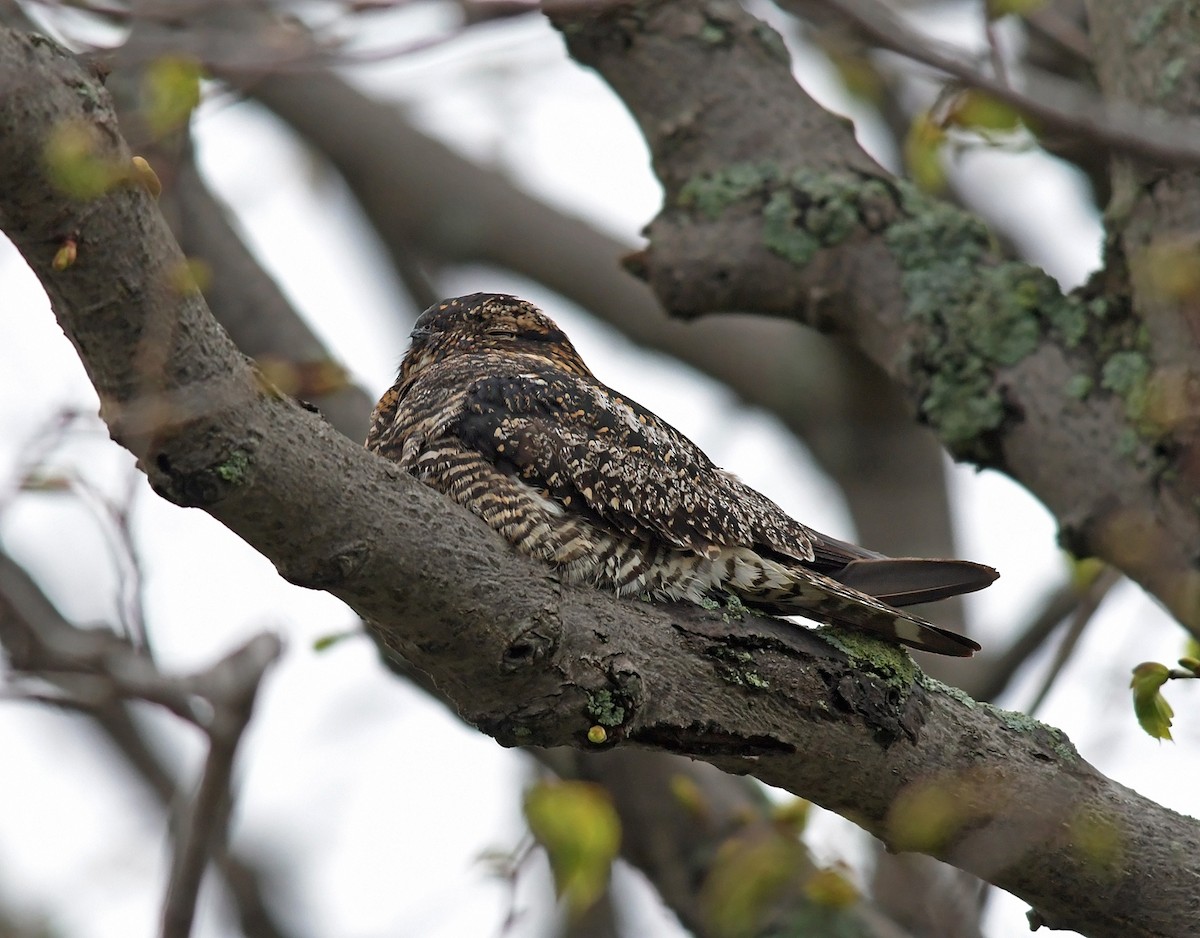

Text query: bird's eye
(486, 328), (518, 339)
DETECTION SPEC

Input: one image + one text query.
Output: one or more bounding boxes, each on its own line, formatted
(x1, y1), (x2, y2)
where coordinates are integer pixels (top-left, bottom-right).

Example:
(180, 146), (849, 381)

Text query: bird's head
(400, 293), (593, 384)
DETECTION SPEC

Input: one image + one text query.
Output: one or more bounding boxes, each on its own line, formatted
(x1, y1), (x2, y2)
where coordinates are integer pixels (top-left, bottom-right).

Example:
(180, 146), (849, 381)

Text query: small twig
(0, 408), (85, 515)
(1026, 567), (1121, 715)
(805, 0), (1200, 168)
(111, 469), (152, 654)
(160, 634), (281, 938)
(0, 410), (151, 654)
(1023, 5), (1092, 63)
(982, 16), (1009, 88)
(1, 548), (285, 938)
(92, 701), (295, 938)
(480, 833), (537, 938)
(55, 469), (153, 654)
(964, 577), (1083, 703)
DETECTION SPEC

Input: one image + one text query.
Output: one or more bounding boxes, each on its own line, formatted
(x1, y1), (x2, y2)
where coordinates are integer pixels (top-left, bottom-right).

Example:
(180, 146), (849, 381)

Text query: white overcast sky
(0, 5), (1195, 938)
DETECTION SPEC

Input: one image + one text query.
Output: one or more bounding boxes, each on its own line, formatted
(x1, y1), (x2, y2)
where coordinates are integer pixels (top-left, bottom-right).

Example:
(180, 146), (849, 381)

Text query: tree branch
(0, 549), (283, 938)
(798, 0), (1200, 169)
(545, 0), (1200, 640)
(0, 27), (1195, 938)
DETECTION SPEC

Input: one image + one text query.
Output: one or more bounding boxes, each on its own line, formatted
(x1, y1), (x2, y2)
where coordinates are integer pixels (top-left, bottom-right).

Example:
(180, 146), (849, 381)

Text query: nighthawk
(366, 293), (997, 656)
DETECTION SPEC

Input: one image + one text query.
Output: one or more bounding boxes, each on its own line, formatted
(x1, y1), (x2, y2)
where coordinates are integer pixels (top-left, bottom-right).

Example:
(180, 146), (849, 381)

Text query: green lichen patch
(920, 368), (1004, 454)
(884, 185), (1113, 461)
(585, 689), (627, 728)
(920, 675), (978, 709)
(888, 188), (992, 267)
(1044, 294), (1090, 348)
(817, 628), (918, 689)
(760, 170), (881, 266)
(677, 162), (779, 220)
(1065, 374), (1093, 400)
(721, 591), (748, 621)
(921, 678), (1080, 761)
(678, 166), (877, 268)
(787, 169), (863, 242)
(1101, 350), (1151, 421)
(763, 190), (821, 265)
(708, 646), (769, 690)
(987, 702), (1079, 761)
(215, 449), (250, 484)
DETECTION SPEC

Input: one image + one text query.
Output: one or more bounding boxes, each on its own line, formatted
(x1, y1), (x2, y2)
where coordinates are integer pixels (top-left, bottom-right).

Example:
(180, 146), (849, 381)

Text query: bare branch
(799, 0), (1200, 169)
(964, 578), (1090, 704)
(160, 634), (280, 938)
(0, 546), (284, 938)
(1025, 567), (1121, 715)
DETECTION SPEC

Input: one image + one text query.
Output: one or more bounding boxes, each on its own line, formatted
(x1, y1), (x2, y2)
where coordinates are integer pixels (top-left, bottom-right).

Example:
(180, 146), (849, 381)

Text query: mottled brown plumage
(366, 293), (998, 656)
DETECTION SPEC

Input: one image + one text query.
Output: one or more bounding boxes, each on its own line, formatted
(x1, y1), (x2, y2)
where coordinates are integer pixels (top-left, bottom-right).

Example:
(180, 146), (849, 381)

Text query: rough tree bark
(0, 26), (1197, 938)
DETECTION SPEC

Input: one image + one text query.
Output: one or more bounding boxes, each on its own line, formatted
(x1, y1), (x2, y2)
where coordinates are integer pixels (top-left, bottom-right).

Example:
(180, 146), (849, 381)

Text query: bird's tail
(833, 557), (999, 607)
(721, 549), (983, 657)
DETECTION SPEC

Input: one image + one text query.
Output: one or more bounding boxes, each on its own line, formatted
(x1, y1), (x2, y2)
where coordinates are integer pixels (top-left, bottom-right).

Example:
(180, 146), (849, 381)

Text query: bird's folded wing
(455, 373), (816, 560)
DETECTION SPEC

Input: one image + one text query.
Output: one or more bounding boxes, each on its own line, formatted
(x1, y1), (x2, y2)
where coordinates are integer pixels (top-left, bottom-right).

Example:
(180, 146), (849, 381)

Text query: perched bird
(367, 293), (997, 656)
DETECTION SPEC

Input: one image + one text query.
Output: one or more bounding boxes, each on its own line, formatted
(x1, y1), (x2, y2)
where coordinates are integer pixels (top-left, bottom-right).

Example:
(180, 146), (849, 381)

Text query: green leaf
(312, 628), (359, 652)
(804, 863), (859, 908)
(1066, 555), (1105, 590)
(523, 781), (620, 920)
(44, 122), (124, 199)
(946, 90), (1022, 133)
(986, 0), (1045, 18)
(1140, 237), (1200, 303)
(1130, 662), (1174, 740)
(822, 45), (886, 104)
(771, 797), (810, 835)
(142, 56), (202, 137)
(701, 828), (806, 938)
(904, 112), (947, 193)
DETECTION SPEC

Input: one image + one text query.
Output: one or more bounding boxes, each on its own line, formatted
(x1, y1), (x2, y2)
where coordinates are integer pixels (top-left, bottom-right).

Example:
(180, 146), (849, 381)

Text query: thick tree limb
(546, 0), (1200, 639)
(1082, 0), (1200, 583)
(0, 28), (1196, 938)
